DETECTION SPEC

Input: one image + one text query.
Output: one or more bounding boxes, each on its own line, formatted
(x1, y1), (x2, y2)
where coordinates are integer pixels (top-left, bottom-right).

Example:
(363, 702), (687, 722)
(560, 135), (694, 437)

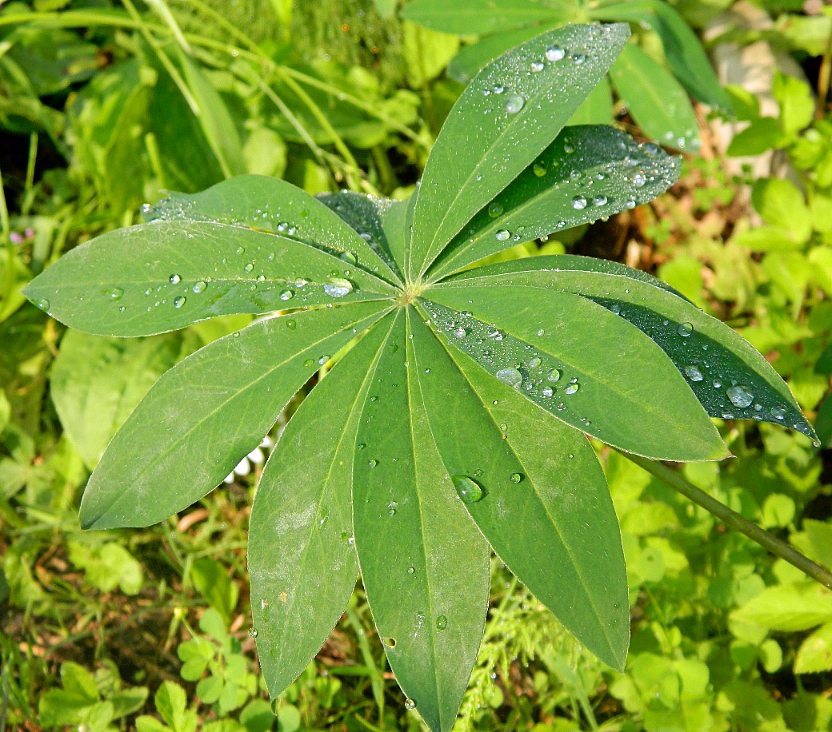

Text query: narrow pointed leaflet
(79, 301), (391, 529)
(437, 256), (817, 440)
(422, 287), (727, 461)
(353, 311), (490, 732)
(410, 309), (629, 670)
(425, 125), (680, 281)
(249, 314), (394, 699)
(23, 176), (398, 337)
(407, 23), (629, 280)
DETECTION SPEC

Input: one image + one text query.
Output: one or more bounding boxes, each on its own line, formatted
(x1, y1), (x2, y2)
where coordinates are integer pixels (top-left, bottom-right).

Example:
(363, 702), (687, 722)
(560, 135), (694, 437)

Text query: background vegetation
(1, 0), (832, 730)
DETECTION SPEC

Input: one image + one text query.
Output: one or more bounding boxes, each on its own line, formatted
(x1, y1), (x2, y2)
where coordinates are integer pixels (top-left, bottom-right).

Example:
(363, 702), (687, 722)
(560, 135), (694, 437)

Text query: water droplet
(318, 355), (330, 365)
(339, 251), (357, 265)
(563, 142), (575, 154)
(248, 627), (258, 638)
(404, 698), (416, 711)
(118, 306), (125, 313)
(382, 637), (396, 648)
(547, 368), (562, 382)
(726, 385), (754, 408)
(454, 327), (467, 338)
(545, 45), (565, 62)
(285, 319), (296, 330)
(169, 274), (181, 284)
(452, 475), (484, 504)
(510, 472), (523, 484)
(104, 287), (124, 300)
(496, 367), (523, 388)
(564, 381), (580, 395)
(592, 194), (607, 207)
(770, 406), (786, 420)
(324, 278), (353, 298)
(572, 53), (586, 64)
(368, 459), (378, 468)
(173, 296), (186, 308)
(542, 386), (554, 397)
(528, 356), (541, 369)
(279, 289), (294, 302)
(530, 60), (544, 72)
(505, 95), (525, 114)
(406, 566), (415, 575)
(488, 202), (504, 218)
(677, 322), (693, 337)
(244, 262), (254, 273)
(684, 365), (704, 382)
(571, 195), (587, 210)
(302, 359), (315, 368)
(533, 163), (547, 177)
(495, 229), (511, 241)
(632, 172), (646, 188)
(436, 615), (447, 630)
(192, 280), (207, 294)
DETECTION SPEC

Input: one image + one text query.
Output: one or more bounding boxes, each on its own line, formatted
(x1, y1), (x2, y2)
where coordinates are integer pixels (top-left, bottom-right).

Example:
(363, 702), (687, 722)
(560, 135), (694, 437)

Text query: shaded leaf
(795, 622), (832, 674)
(353, 310), (491, 732)
(249, 314), (393, 698)
(79, 301), (390, 529)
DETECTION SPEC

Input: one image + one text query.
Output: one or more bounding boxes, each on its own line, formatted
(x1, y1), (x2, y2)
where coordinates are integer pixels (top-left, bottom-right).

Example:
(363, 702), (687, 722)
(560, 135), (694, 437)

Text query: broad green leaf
(426, 125), (680, 281)
(249, 314), (393, 699)
(50, 329), (201, 469)
(752, 178), (812, 243)
(79, 301), (390, 529)
(567, 75), (613, 126)
(610, 43), (700, 151)
(436, 256), (815, 439)
(402, 0), (559, 35)
(772, 71), (815, 137)
(727, 118), (787, 157)
(353, 310), (490, 732)
(408, 23), (630, 280)
(422, 286), (727, 460)
(591, 0), (733, 112)
(24, 176), (399, 337)
(732, 584), (832, 631)
(795, 622), (832, 674)
(317, 190), (406, 279)
(409, 309), (629, 670)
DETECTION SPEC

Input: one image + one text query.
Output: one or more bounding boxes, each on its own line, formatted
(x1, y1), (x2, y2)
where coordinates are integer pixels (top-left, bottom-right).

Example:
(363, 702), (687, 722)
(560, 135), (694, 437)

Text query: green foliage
(20, 19), (819, 732)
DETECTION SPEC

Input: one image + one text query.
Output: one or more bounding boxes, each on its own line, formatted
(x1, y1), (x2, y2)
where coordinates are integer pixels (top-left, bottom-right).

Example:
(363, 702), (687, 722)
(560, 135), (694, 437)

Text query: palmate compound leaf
(79, 301), (391, 529)
(353, 311), (491, 732)
(248, 312), (394, 700)
(434, 256), (817, 442)
(425, 125), (681, 282)
(22, 176), (399, 337)
(420, 288), (728, 461)
(408, 306), (629, 670)
(408, 23), (630, 280)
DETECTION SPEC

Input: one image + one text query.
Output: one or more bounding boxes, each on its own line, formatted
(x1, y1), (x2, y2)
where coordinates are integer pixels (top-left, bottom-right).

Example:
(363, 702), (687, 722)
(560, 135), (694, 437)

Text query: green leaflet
(50, 329), (202, 470)
(353, 311), (491, 732)
(408, 23), (629, 280)
(402, 0), (561, 35)
(425, 125), (680, 281)
(23, 178), (398, 337)
(410, 308), (629, 671)
(79, 301), (390, 529)
(610, 43), (700, 151)
(420, 287), (727, 461)
(436, 256), (817, 441)
(249, 313), (394, 699)
(567, 75), (614, 126)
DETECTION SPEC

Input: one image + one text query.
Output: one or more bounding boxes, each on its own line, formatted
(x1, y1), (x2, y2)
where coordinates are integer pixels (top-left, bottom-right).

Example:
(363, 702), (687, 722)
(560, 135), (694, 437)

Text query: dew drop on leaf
(677, 322), (694, 337)
(571, 195), (587, 210)
(770, 406), (786, 420)
(542, 386), (554, 397)
(564, 381), (579, 395)
(592, 194), (607, 207)
(248, 627), (258, 638)
(173, 296), (186, 308)
(530, 60), (544, 72)
(104, 287), (124, 300)
(533, 163), (547, 177)
(368, 459), (378, 468)
(192, 280), (207, 294)
(495, 229), (511, 241)
(285, 319), (296, 330)
(405, 698), (416, 711)
(169, 274), (181, 284)
(545, 45), (565, 62)
(495, 367), (523, 388)
(280, 289), (294, 301)
(510, 472), (524, 484)
(547, 368), (562, 382)
(436, 615), (448, 630)
(339, 251), (357, 265)
(244, 263), (254, 273)
(324, 278), (353, 298)
(488, 202), (504, 217)
(382, 637), (397, 648)
(452, 475), (484, 504)
(302, 359), (314, 368)
(632, 172), (646, 187)
(528, 357), (541, 369)
(684, 365), (704, 382)
(505, 95), (525, 114)
(726, 385), (754, 408)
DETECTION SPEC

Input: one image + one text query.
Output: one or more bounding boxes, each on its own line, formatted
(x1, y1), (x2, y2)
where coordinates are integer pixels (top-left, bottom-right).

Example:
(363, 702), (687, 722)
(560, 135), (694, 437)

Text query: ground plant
(13, 15), (831, 732)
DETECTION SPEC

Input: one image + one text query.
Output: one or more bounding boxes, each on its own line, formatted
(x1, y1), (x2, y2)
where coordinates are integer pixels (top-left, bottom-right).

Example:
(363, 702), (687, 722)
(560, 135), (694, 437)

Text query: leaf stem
(619, 450), (832, 591)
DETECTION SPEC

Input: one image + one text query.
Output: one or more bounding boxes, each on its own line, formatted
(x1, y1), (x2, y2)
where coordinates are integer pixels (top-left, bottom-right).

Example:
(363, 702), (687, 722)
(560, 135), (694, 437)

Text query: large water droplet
(684, 365), (704, 382)
(632, 172), (646, 188)
(339, 251), (357, 265)
(324, 278), (353, 298)
(528, 356), (541, 369)
(495, 367), (523, 388)
(243, 262), (254, 273)
(510, 472), (524, 484)
(564, 381), (579, 395)
(545, 45), (565, 62)
(382, 637), (397, 648)
(169, 274), (181, 284)
(592, 194), (608, 207)
(104, 287), (124, 300)
(452, 475), (484, 504)
(542, 386), (554, 397)
(192, 280), (207, 294)
(530, 60), (544, 73)
(248, 627), (258, 638)
(677, 322), (694, 337)
(436, 615), (447, 630)
(770, 406), (786, 420)
(280, 289), (294, 301)
(404, 698), (416, 711)
(726, 385), (754, 408)
(533, 163), (547, 177)
(547, 368), (562, 382)
(571, 195), (587, 210)
(505, 95), (525, 114)
(173, 296), (186, 308)
(488, 202), (504, 218)
(495, 229), (511, 241)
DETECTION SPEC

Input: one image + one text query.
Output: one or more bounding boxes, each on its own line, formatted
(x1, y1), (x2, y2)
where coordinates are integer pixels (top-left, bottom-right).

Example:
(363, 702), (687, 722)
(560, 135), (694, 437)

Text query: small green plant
(23, 22), (821, 732)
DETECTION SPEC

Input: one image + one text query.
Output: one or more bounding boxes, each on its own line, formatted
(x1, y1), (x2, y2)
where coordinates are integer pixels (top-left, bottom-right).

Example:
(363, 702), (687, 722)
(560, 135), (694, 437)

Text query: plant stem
(620, 450), (832, 591)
